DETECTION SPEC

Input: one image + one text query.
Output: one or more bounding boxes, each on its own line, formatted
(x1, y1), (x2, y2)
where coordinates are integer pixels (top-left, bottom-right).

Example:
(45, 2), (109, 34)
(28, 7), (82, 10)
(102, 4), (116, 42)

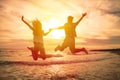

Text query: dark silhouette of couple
(21, 13), (88, 60)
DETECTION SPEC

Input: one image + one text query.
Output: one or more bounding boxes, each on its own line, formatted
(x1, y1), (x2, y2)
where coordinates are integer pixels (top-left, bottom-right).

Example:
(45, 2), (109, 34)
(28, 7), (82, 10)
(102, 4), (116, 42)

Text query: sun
(43, 18), (64, 39)
(50, 30), (64, 39)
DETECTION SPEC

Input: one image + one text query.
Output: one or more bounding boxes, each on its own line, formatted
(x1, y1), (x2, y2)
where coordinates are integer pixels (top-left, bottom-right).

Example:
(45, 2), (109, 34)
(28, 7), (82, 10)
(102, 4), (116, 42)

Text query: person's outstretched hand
(49, 28), (53, 32)
(50, 28), (55, 30)
(21, 16), (24, 21)
(82, 13), (87, 17)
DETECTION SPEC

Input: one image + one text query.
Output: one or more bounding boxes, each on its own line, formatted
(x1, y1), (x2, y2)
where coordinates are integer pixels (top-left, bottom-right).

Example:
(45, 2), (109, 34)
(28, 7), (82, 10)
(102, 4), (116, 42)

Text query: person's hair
(68, 16), (73, 20)
(32, 19), (42, 29)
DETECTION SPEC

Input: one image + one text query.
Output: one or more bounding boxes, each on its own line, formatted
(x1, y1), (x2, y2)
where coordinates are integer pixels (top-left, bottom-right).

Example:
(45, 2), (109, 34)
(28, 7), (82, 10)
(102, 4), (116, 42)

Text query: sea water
(0, 48), (120, 80)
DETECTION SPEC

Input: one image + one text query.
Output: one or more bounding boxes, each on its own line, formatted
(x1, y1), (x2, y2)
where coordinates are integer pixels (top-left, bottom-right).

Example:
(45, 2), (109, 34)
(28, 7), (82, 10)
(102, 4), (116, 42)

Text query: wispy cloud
(83, 36), (120, 45)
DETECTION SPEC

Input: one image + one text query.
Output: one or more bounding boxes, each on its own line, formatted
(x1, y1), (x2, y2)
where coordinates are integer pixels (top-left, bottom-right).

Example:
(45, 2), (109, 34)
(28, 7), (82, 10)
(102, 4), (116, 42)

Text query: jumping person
(21, 16), (52, 60)
(53, 13), (88, 54)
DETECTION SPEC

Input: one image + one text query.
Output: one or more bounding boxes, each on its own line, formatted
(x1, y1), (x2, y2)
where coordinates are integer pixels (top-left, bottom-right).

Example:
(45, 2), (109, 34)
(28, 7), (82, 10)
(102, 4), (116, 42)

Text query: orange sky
(0, 0), (120, 50)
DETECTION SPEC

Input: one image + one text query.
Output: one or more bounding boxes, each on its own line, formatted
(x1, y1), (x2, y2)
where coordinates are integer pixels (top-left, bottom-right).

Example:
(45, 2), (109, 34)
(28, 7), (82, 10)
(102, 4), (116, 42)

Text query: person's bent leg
(40, 48), (46, 60)
(32, 47), (39, 60)
(71, 48), (88, 54)
(33, 42), (39, 60)
(82, 47), (88, 54)
(55, 45), (61, 51)
(69, 39), (76, 54)
(55, 39), (67, 52)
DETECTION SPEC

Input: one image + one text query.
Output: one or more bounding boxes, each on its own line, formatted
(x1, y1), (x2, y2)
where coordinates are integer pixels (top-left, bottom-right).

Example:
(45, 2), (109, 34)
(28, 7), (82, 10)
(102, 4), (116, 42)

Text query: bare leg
(54, 44), (67, 52)
(27, 47), (38, 60)
(71, 47), (88, 54)
(39, 48), (46, 60)
(55, 45), (61, 51)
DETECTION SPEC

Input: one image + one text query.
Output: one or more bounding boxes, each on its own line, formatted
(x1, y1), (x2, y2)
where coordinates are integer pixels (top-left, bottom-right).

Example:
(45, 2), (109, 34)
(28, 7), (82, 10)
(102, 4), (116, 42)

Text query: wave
(0, 57), (113, 66)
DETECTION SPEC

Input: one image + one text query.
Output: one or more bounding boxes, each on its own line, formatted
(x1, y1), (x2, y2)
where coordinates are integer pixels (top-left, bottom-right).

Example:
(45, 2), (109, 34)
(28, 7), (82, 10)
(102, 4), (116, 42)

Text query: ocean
(0, 48), (120, 80)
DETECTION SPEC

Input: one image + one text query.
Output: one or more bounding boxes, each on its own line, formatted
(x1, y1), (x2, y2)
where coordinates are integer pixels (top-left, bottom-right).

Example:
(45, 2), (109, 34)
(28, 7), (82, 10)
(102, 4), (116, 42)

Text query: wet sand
(0, 51), (120, 80)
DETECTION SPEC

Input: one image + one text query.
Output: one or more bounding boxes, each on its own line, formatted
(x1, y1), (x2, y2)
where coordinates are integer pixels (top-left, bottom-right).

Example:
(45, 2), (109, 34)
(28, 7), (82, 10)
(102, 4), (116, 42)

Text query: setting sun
(50, 30), (65, 39)
(43, 18), (64, 39)
(43, 18), (61, 30)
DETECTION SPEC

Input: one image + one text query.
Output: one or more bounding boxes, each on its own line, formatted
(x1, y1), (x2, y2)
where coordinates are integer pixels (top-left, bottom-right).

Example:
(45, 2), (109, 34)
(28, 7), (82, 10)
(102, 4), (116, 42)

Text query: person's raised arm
(75, 13), (87, 26)
(21, 16), (34, 30)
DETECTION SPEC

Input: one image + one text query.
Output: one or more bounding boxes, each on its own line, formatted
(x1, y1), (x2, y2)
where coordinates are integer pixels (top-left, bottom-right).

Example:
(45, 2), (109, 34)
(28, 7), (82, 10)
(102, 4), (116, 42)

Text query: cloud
(98, 8), (120, 17)
(0, 29), (14, 39)
(0, 39), (32, 49)
(108, 36), (120, 44)
(81, 36), (120, 45)
(96, 0), (120, 17)
(0, 29), (13, 33)
(0, 4), (5, 10)
(0, 38), (58, 50)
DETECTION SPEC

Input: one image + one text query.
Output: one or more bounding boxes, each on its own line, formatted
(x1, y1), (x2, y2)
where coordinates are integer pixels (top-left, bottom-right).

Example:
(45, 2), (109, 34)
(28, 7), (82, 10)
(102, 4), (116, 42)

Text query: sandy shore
(0, 51), (120, 80)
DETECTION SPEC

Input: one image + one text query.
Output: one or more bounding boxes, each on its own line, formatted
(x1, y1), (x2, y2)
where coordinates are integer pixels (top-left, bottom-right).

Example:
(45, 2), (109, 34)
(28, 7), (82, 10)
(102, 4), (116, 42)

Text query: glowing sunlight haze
(43, 18), (64, 39)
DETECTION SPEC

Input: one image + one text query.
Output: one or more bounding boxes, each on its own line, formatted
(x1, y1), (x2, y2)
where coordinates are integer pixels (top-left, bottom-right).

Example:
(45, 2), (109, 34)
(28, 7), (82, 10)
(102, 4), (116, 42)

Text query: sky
(0, 0), (120, 50)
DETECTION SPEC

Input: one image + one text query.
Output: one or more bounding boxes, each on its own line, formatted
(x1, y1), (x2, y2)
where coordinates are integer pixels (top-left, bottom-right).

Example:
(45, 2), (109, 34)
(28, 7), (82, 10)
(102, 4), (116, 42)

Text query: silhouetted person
(53, 13), (88, 54)
(21, 16), (52, 60)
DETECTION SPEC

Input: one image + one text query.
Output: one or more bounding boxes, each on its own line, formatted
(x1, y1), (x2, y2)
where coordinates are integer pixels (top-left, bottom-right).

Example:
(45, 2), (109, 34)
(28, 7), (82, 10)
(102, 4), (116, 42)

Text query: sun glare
(50, 30), (64, 39)
(43, 18), (64, 39)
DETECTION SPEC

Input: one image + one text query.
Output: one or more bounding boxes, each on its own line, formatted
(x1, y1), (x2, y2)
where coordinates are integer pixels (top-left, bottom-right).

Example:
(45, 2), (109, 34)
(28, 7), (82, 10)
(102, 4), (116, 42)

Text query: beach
(0, 50), (120, 80)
